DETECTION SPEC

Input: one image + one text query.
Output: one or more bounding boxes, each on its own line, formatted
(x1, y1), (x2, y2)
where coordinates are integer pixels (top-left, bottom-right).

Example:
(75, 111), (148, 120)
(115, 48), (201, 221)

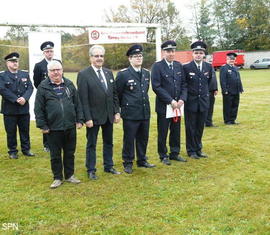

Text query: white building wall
(244, 51), (270, 68)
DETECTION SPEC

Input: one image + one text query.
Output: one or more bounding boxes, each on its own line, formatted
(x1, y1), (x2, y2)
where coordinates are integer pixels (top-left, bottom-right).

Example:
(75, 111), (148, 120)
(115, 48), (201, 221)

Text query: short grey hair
(89, 45), (105, 56)
(47, 60), (62, 70)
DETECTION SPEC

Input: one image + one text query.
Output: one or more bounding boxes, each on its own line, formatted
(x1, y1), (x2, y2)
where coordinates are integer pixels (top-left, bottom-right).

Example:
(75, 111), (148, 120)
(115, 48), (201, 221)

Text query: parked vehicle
(212, 50), (245, 70)
(250, 58), (270, 69)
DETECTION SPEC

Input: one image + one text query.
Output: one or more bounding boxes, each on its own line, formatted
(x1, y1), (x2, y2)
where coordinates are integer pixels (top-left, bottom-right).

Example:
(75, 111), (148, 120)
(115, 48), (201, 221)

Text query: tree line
(0, 0), (269, 71)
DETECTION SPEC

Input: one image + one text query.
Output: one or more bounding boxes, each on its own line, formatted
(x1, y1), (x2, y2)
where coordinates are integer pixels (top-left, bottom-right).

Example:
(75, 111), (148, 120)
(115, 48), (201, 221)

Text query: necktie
(198, 65), (201, 71)
(97, 69), (107, 91)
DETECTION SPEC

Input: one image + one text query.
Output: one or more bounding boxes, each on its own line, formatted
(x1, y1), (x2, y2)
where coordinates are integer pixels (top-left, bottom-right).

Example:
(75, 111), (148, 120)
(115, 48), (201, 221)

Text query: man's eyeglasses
(49, 69), (62, 72)
(132, 54), (143, 59)
(194, 51), (205, 55)
(92, 55), (104, 58)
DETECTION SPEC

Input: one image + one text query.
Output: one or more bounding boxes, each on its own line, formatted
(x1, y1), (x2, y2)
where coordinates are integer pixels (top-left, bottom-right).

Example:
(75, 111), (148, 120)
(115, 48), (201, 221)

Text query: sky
(0, 0), (194, 37)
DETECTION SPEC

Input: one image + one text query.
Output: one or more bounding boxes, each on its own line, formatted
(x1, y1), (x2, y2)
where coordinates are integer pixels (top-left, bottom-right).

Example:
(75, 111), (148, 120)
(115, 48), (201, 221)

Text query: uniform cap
(4, 52), (20, 61)
(191, 41), (207, 51)
(40, 41), (54, 51)
(227, 52), (237, 59)
(161, 40), (177, 50)
(126, 44), (143, 56)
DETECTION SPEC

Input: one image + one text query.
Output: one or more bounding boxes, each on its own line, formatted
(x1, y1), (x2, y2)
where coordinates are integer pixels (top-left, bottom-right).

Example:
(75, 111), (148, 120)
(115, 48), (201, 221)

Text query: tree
(191, 0), (216, 51)
(234, 0), (270, 50)
(105, 0), (190, 45)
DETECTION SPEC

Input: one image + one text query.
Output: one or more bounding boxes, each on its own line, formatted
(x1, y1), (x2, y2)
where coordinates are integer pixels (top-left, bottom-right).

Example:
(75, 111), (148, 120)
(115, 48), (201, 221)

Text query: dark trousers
(3, 114), (30, 154)
(86, 119), (114, 173)
(205, 91), (215, 126)
(122, 119), (149, 166)
(184, 109), (207, 156)
(43, 133), (49, 148)
(222, 93), (240, 123)
(157, 113), (180, 160)
(47, 128), (76, 180)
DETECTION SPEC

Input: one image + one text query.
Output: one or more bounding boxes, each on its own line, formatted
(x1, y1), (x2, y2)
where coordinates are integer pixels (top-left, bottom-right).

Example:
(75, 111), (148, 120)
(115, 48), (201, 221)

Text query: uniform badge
(110, 79), (113, 83)
(21, 78), (27, 82)
(130, 86), (133, 90)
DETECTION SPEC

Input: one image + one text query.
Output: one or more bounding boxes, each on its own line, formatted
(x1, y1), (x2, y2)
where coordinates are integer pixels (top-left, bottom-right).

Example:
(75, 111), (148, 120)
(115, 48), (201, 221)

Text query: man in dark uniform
(205, 67), (218, 127)
(151, 40), (187, 165)
(77, 45), (121, 180)
(116, 44), (156, 174)
(33, 41), (55, 152)
(183, 41), (216, 159)
(220, 52), (244, 125)
(34, 60), (84, 189)
(0, 52), (34, 159)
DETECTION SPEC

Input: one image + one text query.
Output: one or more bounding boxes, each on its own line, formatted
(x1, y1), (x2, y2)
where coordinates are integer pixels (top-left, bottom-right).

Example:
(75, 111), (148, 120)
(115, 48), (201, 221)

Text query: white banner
(28, 32), (61, 120)
(88, 27), (147, 44)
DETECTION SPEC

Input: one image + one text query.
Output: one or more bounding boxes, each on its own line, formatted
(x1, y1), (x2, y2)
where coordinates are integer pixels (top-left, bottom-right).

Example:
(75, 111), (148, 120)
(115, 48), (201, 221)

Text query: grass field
(0, 70), (270, 235)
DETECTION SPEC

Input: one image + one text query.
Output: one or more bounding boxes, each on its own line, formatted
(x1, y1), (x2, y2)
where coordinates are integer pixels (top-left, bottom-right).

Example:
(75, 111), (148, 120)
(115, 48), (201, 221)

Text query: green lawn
(0, 70), (270, 235)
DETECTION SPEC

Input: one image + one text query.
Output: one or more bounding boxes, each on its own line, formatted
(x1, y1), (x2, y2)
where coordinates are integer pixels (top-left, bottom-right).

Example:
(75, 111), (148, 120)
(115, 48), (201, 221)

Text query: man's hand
(85, 120), (94, 128)
(114, 113), (121, 124)
(177, 99), (184, 108)
(17, 97), (26, 105)
(42, 129), (50, 134)
(76, 123), (83, 129)
(171, 100), (178, 109)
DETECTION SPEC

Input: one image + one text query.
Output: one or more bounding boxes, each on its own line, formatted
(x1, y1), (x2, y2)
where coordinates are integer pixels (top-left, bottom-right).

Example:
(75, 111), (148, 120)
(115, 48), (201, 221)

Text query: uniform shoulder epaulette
(120, 68), (128, 72)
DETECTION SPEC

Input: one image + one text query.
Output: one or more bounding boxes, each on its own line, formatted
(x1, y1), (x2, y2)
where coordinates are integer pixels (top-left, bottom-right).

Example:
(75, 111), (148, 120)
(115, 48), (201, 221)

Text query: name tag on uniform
(228, 70), (232, 73)
(128, 80), (134, 83)
(145, 78), (149, 81)
(204, 72), (209, 75)
(189, 72), (195, 75)
(21, 78), (27, 82)
(177, 72), (181, 74)
(110, 79), (113, 83)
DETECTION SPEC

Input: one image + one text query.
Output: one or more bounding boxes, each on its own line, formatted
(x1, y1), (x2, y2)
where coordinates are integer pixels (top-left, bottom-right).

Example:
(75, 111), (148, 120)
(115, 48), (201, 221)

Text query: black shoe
(124, 165), (133, 174)
(206, 124), (218, 127)
(88, 172), (97, 180)
(43, 147), (50, 152)
(161, 158), (171, 165)
(137, 161), (156, 168)
(197, 152), (208, 158)
(189, 154), (200, 159)
(23, 151), (35, 157)
(169, 155), (187, 162)
(104, 168), (121, 175)
(225, 122), (233, 125)
(9, 153), (18, 159)
(231, 121), (240, 125)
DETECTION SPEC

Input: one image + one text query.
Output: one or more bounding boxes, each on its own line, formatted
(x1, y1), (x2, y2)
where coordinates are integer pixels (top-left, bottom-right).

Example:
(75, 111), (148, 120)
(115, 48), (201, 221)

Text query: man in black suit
(183, 41), (216, 159)
(116, 44), (155, 174)
(205, 67), (218, 127)
(151, 40), (187, 165)
(33, 41), (55, 152)
(77, 45), (121, 180)
(220, 52), (244, 125)
(0, 52), (34, 159)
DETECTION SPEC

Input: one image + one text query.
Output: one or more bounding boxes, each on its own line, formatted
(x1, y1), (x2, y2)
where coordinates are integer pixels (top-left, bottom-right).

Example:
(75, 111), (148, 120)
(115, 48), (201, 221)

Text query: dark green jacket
(34, 77), (84, 131)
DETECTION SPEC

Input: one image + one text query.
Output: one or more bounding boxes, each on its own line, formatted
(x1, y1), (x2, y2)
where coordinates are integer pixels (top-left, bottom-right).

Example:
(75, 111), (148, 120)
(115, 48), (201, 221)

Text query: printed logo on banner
(91, 30), (100, 40)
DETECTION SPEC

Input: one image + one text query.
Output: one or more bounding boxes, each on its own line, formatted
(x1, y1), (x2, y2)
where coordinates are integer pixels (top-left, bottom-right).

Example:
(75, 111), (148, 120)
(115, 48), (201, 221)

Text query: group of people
(0, 39), (244, 189)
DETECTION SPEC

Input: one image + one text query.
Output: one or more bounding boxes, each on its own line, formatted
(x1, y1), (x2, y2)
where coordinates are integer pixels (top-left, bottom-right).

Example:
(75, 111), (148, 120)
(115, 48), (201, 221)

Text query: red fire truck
(212, 50), (245, 70)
